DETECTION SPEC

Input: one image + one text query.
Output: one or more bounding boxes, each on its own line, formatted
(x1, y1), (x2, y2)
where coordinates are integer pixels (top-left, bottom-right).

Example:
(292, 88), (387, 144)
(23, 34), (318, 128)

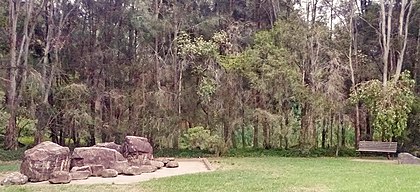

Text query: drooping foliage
(0, 0), (419, 155)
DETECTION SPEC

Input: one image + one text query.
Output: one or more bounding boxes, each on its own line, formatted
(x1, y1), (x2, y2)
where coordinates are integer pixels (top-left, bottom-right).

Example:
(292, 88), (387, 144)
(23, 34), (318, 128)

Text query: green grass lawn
(1, 157), (420, 192)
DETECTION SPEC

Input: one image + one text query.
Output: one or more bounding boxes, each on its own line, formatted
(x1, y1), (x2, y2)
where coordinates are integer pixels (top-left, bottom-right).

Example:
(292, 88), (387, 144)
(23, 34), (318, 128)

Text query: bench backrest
(357, 141), (397, 153)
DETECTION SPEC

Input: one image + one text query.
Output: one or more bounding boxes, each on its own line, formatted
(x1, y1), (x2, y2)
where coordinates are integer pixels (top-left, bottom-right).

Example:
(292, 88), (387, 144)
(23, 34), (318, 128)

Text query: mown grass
(0, 161), (19, 173)
(2, 157), (420, 192)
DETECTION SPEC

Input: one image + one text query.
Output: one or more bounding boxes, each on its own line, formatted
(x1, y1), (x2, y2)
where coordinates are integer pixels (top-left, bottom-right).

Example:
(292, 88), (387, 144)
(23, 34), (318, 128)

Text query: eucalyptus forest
(1, 0), (420, 155)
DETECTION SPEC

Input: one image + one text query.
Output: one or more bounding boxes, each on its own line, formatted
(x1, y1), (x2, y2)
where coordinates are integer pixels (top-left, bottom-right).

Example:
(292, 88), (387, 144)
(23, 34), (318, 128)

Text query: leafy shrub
(154, 148), (213, 158)
(227, 147), (357, 158)
(350, 71), (415, 141)
(180, 126), (225, 155)
(0, 148), (26, 161)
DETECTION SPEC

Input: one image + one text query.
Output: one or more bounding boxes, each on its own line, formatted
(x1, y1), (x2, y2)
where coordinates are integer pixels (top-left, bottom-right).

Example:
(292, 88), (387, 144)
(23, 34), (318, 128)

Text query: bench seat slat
(356, 149), (396, 153)
(357, 141), (397, 153)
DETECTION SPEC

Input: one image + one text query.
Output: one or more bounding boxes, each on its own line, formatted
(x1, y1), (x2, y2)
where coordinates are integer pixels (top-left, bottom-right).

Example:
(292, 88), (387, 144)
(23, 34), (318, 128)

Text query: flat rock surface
(28, 159), (211, 185)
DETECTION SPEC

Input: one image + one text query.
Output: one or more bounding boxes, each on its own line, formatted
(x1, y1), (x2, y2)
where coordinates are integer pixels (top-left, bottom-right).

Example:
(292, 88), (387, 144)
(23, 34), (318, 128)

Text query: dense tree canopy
(1, 0), (420, 154)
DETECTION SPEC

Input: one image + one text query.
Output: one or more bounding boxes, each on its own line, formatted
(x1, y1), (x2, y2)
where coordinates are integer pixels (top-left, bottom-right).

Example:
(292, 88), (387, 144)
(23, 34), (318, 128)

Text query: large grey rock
(122, 166), (142, 175)
(138, 165), (157, 173)
(0, 172), (28, 185)
(49, 171), (71, 184)
(101, 169), (118, 178)
(70, 171), (90, 180)
(20, 141), (71, 182)
(398, 153), (420, 164)
(90, 165), (105, 177)
(166, 161), (179, 168)
(122, 136), (153, 167)
(71, 147), (127, 171)
(94, 142), (122, 153)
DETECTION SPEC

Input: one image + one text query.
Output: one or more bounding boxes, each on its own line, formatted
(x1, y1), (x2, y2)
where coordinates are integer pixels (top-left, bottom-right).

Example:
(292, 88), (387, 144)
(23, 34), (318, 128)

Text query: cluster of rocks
(0, 136), (179, 185)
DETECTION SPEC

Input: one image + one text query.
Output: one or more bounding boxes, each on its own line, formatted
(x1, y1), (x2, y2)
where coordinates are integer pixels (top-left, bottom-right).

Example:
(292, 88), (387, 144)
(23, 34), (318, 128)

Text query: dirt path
(351, 158), (398, 164)
(28, 159), (213, 185)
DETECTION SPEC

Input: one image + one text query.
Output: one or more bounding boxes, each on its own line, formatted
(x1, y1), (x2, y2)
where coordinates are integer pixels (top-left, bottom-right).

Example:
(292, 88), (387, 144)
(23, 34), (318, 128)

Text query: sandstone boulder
(94, 142), (122, 153)
(90, 165), (105, 177)
(113, 160), (129, 174)
(122, 136), (153, 154)
(126, 154), (151, 167)
(0, 172), (28, 185)
(156, 158), (170, 165)
(398, 153), (420, 164)
(150, 160), (164, 169)
(71, 147), (126, 171)
(70, 166), (91, 175)
(101, 169), (118, 178)
(123, 166), (142, 175)
(49, 171), (71, 184)
(70, 171), (90, 180)
(166, 161), (179, 168)
(138, 165), (157, 173)
(20, 141), (71, 182)
(122, 136), (153, 166)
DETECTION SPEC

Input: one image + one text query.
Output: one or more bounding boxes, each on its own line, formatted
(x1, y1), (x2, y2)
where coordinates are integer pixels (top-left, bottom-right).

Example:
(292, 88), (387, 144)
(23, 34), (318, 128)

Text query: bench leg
(387, 153), (390, 160)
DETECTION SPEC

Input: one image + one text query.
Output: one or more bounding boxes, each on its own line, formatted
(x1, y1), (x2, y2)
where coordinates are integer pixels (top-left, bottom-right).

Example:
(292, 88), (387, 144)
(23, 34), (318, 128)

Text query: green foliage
(0, 91), (36, 137)
(350, 71), (415, 141)
(0, 90), (9, 134)
(176, 31), (220, 58)
(176, 31), (227, 103)
(227, 147), (357, 157)
(154, 147), (357, 158)
(180, 126), (224, 154)
(221, 20), (305, 98)
(154, 148), (214, 158)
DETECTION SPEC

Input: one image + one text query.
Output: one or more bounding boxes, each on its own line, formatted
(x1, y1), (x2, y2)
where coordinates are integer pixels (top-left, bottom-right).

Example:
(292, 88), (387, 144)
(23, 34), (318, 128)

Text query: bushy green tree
(350, 71), (415, 141)
(180, 126), (223, 154)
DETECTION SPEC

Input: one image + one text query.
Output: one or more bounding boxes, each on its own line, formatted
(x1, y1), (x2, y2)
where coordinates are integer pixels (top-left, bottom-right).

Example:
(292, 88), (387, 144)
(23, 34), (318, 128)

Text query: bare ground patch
(351, 158), (398, 164)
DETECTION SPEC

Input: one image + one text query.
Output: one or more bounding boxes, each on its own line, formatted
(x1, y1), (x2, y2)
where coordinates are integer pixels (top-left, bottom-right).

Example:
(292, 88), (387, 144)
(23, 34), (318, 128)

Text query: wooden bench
(357, 141), (397, 159)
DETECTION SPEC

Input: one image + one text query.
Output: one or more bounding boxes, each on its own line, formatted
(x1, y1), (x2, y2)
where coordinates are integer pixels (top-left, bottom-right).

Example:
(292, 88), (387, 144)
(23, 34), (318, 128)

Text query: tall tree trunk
(5, 0), (19, 149)
(380, 0), (394, 86)
(34, 0), (52, 145)
(88, 99), (96, 146)
(415, 19), (420, 92)
(321, 118), (326, 148)
(366, 113), (372, 140)
(223, 118), (231, 147)
(300, 103), (313, 148)
(241, 125), (246, 148)
(348, 1), (360, 148)
(231, 130), (237, 148)
(253, 119), (259, 148)
(35, 103), (50, 144)
(329, 112), (334, 147)
(394, 0), (413, 80)
(263, 120), (269, 149)
(341, 117), (346, 147)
